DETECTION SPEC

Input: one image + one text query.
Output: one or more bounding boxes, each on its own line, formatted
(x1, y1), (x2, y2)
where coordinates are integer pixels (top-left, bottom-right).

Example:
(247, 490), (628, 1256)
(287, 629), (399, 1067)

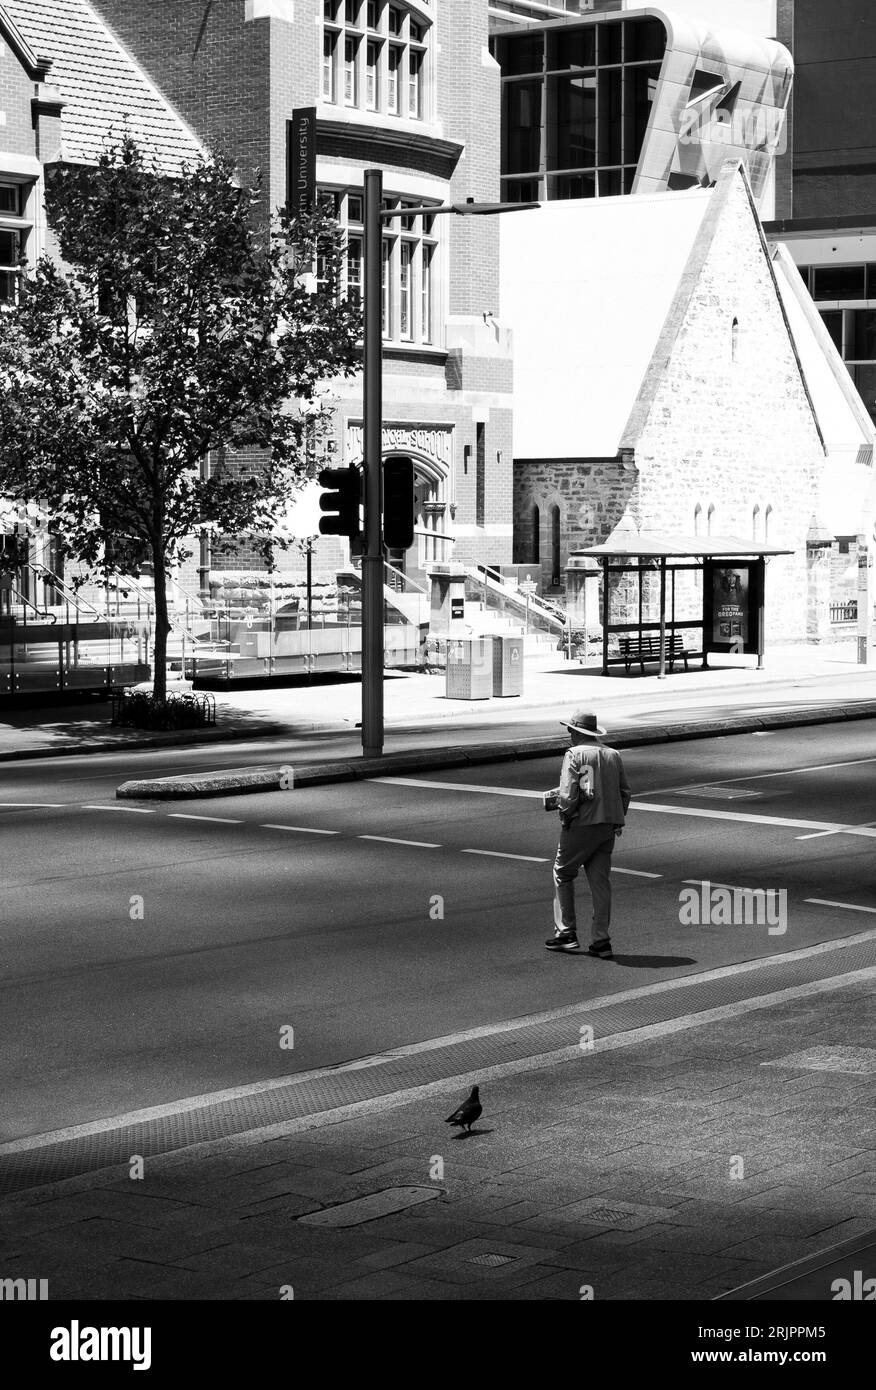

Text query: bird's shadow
(451, 1127), (494, 1140)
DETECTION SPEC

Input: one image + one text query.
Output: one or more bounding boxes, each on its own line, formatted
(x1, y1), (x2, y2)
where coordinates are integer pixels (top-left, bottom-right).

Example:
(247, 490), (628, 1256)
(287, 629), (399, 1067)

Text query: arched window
(731, 316), (740, 363)
(707, 502), (716, 536)
(752, 502), (761, 540)
(694, 501), (702, 536)
(550, 504), (561, 587)
(532, 505), (540, 565)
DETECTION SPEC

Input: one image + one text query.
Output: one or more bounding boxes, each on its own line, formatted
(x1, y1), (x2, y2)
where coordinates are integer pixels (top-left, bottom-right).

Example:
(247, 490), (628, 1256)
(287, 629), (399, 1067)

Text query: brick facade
(90, 0), (515, 585)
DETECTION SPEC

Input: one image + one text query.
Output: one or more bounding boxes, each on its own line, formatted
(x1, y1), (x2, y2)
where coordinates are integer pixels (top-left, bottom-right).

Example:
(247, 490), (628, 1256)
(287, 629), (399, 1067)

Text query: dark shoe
(545, 930), (580, 952)
(587, 941), (614, 960)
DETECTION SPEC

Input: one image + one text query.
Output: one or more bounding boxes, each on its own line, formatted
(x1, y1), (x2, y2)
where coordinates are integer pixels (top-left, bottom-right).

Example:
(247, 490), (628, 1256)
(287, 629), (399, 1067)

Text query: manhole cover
(298, 1185), (442, 1228)
(762, 1046), (876, 1076)
(467, 1252), (515, 1268)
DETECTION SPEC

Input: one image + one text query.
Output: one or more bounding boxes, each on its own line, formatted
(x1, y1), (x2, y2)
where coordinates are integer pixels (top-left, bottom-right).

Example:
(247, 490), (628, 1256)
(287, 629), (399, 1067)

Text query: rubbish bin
(492, 634), (524, 697)
(445, 637), (493, 700)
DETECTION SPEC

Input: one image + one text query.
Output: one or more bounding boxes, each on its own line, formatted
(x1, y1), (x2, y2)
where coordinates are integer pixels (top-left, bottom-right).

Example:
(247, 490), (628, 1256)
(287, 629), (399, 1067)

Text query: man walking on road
(545, 710), (631, 959)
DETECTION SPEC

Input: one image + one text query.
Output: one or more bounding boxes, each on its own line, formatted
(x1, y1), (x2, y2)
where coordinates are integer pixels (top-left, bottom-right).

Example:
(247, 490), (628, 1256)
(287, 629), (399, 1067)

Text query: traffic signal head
(383, 456), (415, 551)
(318, 466), (361, 539)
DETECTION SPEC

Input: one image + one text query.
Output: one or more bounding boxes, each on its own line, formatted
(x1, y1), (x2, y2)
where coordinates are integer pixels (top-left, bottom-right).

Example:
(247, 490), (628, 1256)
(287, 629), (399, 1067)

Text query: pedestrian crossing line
(461, 849), (550, 863)
(168, 814), (244, 825)
(805, 899), (876, 915)
(359, 835), (441, 849)
(261, 824), (339, 836)
(613, 867), (662, 878)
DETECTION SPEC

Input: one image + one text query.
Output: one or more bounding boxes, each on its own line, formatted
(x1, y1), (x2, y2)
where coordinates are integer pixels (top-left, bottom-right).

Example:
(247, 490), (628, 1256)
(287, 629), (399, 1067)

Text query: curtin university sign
(287, 107), (316, 216)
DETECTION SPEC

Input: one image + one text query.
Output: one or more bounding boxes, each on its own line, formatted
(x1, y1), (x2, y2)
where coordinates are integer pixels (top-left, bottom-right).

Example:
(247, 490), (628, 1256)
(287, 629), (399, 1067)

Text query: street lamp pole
(362, 168), (385, 757)
(360, 177), (537, 758)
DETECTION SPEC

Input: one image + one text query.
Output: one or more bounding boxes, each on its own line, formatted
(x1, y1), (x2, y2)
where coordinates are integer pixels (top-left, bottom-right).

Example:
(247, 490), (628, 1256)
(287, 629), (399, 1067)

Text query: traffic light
(318, 466), (361, 538)
(383, 456), (415, 550)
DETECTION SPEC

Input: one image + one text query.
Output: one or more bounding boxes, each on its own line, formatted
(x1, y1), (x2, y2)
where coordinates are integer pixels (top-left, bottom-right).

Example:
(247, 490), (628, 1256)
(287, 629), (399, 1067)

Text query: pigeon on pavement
(445, 1085), (482, 1133)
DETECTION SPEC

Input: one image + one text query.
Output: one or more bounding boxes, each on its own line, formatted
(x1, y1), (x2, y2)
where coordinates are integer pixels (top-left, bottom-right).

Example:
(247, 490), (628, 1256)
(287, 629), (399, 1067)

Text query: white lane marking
(359, 835), (441, 849)
(371, 776), (541, 799)
(0, 801), (64, 808)
(261, 824), (339, 836)
(169, 814), (244, 825)
(683, 879), (751, 891)
(645, 754), (876, 797)
(805, 899), (876, 915)
(635, 803), (876, 838)
(372, 776), (876, 839)
(82, 804), (156, 814)
(797, 820), (876, 842)
(5, 957), (873, 1156)
(462, 849), (549, 863)
(613, 867), (662, 879)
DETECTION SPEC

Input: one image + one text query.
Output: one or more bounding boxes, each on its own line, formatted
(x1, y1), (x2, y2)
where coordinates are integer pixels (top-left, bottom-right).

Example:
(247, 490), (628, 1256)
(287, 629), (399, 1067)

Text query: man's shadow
(604, 954), (696, 969)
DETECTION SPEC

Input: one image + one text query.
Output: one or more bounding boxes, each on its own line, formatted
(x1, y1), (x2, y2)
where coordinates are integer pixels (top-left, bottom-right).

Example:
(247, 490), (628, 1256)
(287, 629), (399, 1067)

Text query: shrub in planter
(112, 691), (216, 731)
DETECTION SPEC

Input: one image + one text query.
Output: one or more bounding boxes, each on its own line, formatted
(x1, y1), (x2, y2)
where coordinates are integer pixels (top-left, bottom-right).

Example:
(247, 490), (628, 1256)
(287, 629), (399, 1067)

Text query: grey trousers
(553, 822), (616, 945)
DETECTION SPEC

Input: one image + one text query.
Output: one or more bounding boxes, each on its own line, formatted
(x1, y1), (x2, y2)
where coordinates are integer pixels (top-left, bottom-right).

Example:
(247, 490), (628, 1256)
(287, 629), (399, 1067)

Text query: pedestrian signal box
(383, 456), (415, 551)
(318, 466), (361, 539)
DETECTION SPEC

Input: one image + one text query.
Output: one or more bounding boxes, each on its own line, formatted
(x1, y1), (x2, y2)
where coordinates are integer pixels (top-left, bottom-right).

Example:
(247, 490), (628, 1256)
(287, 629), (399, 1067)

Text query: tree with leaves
(0, 136), (361, 699)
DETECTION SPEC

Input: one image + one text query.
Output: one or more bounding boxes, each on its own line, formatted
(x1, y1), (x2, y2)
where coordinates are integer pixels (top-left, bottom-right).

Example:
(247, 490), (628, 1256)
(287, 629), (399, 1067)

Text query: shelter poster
(712, 566), (749, 644)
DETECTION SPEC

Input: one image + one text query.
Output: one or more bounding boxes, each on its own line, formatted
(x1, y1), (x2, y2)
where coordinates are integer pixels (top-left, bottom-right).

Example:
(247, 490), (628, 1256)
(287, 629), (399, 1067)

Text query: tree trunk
(151, 540), (170, 702)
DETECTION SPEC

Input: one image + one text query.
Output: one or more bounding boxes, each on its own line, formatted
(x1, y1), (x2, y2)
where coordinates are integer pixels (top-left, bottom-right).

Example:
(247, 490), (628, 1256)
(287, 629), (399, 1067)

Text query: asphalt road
(1, 720), (873, 1141)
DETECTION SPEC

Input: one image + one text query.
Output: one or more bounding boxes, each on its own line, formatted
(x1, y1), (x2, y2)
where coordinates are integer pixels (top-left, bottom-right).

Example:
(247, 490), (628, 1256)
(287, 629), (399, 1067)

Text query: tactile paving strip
(1, 938), (873, 1196)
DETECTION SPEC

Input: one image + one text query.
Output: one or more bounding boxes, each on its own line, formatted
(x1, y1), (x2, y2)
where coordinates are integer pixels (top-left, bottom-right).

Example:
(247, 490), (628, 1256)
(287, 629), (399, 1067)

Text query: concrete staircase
(463, 603), (560, 655)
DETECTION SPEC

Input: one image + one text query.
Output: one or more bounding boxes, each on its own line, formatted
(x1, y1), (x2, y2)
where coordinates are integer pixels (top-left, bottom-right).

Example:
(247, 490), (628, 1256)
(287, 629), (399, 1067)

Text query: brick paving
(0, 977), (872, 1301)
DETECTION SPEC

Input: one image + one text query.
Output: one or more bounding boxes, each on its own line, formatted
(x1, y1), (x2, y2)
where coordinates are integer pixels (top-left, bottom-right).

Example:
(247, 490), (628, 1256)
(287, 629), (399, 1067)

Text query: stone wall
(631, 170), (824, 643)
(513, 458), (636, 594)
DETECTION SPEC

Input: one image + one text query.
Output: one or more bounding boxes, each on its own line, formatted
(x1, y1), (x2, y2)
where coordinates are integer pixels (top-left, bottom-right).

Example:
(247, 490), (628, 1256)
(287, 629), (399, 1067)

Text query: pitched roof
(500, 186), (712, 458)
(1, 0), (205, 173)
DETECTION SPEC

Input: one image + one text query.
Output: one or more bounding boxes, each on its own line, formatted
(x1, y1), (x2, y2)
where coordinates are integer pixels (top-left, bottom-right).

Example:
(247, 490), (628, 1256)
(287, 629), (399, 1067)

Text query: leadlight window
(322, 0), (431, 121)
(316, 186), (439, 347)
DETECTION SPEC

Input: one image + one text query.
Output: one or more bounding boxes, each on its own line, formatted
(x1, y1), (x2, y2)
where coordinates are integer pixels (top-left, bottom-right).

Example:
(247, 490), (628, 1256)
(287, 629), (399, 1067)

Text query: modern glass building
(491, 7), (793, 208)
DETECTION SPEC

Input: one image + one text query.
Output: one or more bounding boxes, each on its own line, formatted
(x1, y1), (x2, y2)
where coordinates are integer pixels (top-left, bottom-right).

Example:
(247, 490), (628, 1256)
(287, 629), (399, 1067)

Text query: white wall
(628, 2), (777, 37)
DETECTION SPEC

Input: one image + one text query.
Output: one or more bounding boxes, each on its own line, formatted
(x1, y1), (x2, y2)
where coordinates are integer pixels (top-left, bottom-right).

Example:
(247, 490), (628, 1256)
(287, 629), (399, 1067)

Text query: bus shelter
(567, 533), (794, 679)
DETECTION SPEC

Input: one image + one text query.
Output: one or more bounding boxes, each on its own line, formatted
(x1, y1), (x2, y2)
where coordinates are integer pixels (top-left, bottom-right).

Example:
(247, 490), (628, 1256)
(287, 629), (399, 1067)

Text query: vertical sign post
(362, 168), (384, 757)
(287, 108), (316, 216)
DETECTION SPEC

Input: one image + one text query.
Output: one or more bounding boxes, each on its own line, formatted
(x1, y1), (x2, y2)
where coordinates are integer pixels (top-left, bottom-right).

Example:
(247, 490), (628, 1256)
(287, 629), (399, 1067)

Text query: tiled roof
(2, 0), (205, 173)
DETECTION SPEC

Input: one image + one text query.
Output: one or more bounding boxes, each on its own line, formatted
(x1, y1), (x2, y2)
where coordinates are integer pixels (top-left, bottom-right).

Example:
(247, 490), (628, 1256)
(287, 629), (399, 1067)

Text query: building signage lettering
(287, 108), (316, 216)
(346, 423), (453, 471)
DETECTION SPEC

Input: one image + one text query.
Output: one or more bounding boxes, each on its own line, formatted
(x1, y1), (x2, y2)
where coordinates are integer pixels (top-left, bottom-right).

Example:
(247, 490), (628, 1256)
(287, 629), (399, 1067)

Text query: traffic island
(114, 697), (876, 799)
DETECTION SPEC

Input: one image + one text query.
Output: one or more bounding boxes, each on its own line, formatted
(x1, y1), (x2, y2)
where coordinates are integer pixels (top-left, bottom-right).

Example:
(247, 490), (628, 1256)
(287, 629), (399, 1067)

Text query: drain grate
(557, 1197), (673, 1230)
(467, 1252), (515, 1268)
(762, 1045), (876, 1075)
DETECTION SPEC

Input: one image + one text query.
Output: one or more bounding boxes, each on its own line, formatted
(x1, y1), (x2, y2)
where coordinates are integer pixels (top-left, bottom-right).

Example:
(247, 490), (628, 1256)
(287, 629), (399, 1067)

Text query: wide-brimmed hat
(560, 710), (606, 737)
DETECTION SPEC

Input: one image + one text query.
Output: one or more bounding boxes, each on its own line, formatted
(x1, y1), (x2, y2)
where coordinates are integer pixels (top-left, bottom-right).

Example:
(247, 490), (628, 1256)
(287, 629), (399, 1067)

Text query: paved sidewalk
(3, 973), (872, 1301)
(1, 640), (873, 764)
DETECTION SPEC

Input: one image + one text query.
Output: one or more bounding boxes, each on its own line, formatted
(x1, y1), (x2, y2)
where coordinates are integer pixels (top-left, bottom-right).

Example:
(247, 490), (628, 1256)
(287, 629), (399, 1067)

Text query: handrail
(8, 583), (57, 624)
(26, 563), (105, 621)
(470, 564), (567, 633)
(384, 560), (428, 595)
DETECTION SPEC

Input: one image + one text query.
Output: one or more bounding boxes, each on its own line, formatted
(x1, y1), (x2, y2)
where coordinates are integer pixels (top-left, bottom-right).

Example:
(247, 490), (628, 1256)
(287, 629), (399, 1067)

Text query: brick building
(83, 0), (515, 592)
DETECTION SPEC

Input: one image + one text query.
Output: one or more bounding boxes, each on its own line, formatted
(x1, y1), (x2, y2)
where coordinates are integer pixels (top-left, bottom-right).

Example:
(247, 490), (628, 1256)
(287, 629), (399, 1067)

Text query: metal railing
(469, 564), (567, 637)
(830, 600), (858, 623)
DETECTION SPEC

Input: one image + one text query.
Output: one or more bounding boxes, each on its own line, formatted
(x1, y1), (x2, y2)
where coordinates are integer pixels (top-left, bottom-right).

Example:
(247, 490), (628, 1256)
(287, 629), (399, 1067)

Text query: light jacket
(557, 743), (631, 828)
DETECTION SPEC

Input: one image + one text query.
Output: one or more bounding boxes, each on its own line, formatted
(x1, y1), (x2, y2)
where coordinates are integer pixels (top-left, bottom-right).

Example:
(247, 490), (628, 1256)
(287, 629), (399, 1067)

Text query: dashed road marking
(371, 776), (541, 799)
(359, 835), (441, 849)
(0, 802), (64, 809)
(261, 824), (339, 836)
(805, 899), (876, 916)
(461, 849), (549, 863)
(169, 814), (244, 825)
(82, 804), (157, 814)
(613, 868), (662, 878)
